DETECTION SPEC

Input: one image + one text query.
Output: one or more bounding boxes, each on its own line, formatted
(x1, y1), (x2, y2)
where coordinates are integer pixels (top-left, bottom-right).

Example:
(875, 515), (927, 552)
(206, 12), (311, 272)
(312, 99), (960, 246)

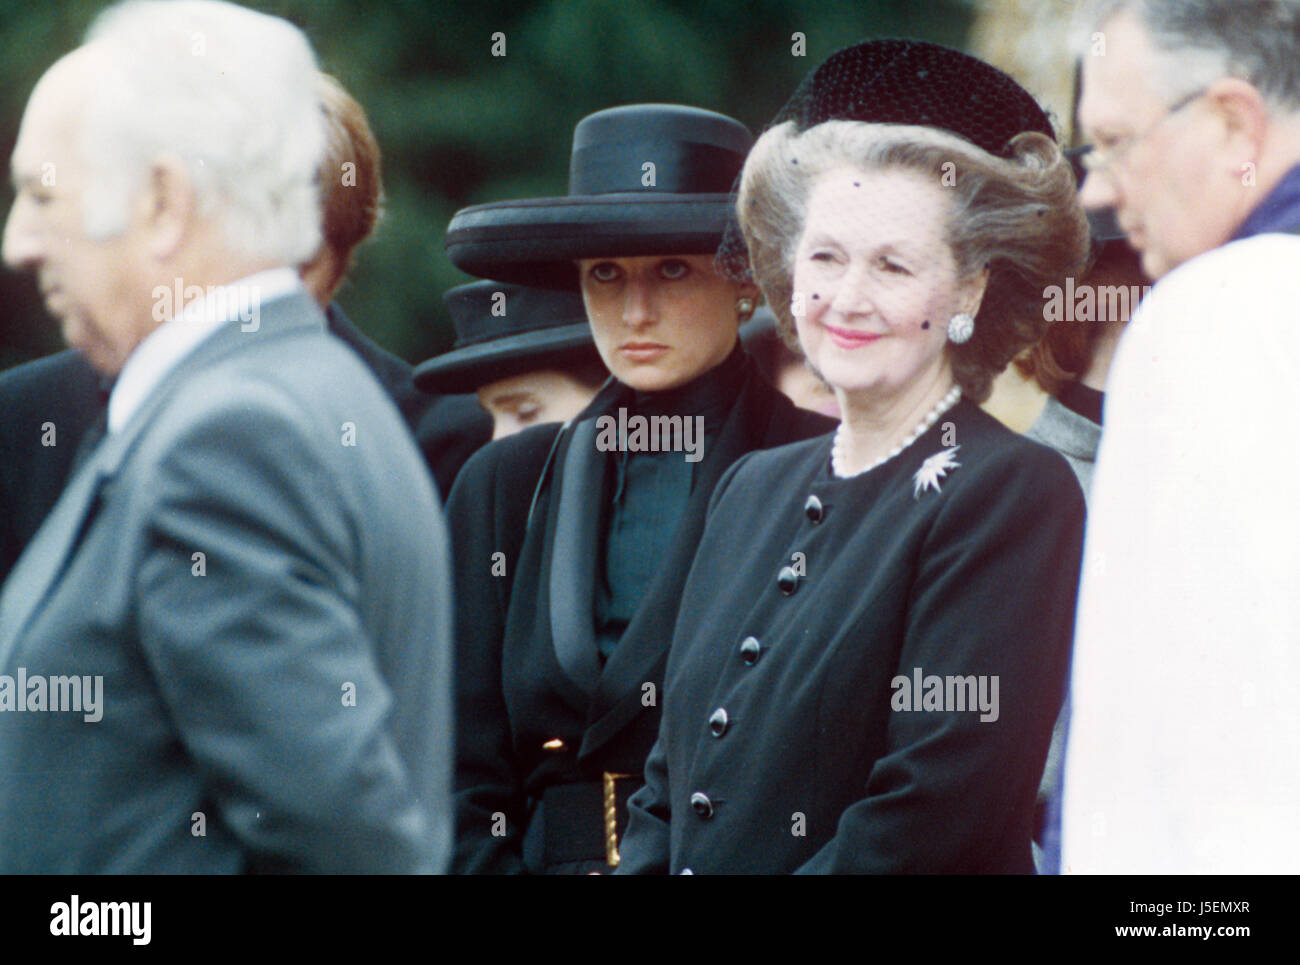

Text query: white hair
(1074, 0), (1300, 111)
(78, 0), (324, 263)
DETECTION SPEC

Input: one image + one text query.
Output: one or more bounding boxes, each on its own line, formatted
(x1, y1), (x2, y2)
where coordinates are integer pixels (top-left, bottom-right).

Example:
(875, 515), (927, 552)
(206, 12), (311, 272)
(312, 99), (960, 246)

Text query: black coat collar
(576, 354), (832, 761)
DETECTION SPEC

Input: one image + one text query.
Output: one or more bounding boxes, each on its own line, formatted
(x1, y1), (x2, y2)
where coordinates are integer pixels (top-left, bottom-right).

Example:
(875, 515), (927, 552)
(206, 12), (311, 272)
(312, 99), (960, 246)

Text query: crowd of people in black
(0, 0), (1296, 875)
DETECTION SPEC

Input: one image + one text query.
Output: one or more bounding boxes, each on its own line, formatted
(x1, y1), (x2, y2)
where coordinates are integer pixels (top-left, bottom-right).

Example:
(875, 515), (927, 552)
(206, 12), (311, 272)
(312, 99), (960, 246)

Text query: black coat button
(690, 792), (714, 818)
(708, 707), (729, 737)
(739, 636), (761, 665)
(777, 565), (799, 595)
(804, 494), (824, 523)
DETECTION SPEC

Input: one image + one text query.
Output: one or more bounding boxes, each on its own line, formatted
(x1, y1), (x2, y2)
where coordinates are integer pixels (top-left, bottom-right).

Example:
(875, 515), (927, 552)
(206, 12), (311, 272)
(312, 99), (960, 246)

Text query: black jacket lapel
(547, 416), (606, 694)
(577, 359), (793, 762)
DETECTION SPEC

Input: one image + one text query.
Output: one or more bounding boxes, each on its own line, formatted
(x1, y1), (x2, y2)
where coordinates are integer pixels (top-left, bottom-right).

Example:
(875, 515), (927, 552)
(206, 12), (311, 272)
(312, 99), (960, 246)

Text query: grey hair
(1077, 0), (1300, 110)
(78, 0), (324, 264)
(736, 120), (1091, 402)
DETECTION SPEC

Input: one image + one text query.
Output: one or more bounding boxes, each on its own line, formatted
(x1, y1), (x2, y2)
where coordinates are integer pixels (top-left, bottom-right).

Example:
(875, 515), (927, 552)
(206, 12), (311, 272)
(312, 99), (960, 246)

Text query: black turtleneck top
(593, 343), (747, 660)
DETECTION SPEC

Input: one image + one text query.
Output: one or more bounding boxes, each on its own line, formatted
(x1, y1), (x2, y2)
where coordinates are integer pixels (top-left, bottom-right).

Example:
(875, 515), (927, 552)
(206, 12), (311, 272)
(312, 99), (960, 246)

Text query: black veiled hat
(776, 38), (1054, 151)
(718, 38), (1057, 279)
(443, 104), (754, 290)
(413, 280), (601, 394)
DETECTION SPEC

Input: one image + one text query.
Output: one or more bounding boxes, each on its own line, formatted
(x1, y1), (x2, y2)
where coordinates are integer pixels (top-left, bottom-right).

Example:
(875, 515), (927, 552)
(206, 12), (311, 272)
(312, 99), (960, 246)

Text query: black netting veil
(716, 38), (1057, 282)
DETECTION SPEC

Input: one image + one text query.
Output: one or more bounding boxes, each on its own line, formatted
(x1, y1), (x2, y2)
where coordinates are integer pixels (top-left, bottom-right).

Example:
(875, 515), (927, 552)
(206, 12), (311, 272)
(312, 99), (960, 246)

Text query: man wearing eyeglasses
(1062, 0), (1300, 874)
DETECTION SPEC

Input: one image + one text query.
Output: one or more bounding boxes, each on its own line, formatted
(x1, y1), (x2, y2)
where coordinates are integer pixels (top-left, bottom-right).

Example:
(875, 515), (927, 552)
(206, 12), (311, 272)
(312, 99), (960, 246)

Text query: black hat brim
(414, 321), (600, 394)
(445, 194), (738, 289)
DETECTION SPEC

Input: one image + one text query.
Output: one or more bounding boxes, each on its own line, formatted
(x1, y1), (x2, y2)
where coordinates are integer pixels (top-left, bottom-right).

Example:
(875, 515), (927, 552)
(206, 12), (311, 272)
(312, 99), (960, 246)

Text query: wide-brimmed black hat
(444, 103), (754, 290)
(413, 280), (601, 394)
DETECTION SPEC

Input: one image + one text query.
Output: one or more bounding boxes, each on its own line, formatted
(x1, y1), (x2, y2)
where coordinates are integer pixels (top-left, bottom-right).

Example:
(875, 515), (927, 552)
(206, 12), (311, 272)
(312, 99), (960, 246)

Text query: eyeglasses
(1080, 87), (1207, 180)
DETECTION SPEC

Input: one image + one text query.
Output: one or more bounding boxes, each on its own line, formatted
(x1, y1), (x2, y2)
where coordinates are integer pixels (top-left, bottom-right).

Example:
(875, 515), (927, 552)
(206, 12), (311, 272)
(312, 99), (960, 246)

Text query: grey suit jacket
(0, 289), (452, 873)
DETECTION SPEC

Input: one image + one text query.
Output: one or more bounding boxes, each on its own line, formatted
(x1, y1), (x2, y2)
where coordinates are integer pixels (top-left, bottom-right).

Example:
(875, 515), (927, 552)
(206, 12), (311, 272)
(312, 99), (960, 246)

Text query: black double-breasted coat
(446, 353), (834, 873)
(615, 400), (1086, 874)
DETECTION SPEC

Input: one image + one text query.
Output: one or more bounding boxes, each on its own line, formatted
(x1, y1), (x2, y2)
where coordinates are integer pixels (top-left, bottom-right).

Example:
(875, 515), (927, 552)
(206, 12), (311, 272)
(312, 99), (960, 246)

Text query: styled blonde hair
(737, 120), (1091, 401)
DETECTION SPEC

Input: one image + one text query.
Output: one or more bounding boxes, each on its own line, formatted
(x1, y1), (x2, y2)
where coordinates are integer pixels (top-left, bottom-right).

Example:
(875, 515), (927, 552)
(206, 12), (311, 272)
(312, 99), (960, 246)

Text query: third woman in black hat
(415, 280), (609, 440)
(442, 103), (835, 874)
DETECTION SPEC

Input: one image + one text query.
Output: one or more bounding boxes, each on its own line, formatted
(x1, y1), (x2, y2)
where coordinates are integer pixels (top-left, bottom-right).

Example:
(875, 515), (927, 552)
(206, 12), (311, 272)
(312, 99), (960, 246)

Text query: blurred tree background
(0, 0), (976, 373)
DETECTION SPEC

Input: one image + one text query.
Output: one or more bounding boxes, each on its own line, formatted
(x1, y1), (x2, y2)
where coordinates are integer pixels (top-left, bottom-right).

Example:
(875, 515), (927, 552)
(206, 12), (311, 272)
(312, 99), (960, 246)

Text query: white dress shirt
(108, 267), (307, 433)
(1062, 233), (1300, 873)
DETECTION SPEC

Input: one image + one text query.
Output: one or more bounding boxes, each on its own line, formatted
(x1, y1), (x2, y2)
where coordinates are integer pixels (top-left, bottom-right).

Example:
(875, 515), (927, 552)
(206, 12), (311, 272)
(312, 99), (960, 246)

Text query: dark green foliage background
(0, 0), (971, 372)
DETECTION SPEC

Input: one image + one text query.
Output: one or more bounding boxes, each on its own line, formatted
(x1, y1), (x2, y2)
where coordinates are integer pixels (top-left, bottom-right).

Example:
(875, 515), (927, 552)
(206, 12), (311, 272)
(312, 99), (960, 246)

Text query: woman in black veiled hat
(442, 104), (835, 874)
(617, 40), (1091, 874)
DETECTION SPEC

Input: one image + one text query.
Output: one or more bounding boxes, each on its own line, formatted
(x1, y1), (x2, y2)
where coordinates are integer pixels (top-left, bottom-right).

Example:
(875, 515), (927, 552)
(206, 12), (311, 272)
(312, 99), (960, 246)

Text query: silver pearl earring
(947, 312), (975, 344)
(736, 297), (755, 319)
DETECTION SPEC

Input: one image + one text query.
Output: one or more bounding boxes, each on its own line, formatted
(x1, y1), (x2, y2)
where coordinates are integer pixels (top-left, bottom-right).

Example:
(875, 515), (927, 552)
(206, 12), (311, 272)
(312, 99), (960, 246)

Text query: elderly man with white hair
(0, 0), (452, 872)
(1062, 0), (1300, 873)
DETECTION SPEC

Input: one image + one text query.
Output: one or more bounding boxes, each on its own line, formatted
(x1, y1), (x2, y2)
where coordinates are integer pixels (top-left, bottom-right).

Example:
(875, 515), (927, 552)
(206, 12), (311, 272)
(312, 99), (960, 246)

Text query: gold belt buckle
(603, 771), (633, 867)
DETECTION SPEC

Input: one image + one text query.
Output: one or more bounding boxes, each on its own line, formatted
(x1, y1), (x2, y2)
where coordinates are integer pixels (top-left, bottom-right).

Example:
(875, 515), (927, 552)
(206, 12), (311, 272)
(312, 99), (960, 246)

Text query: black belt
(541, 773), (641, 868)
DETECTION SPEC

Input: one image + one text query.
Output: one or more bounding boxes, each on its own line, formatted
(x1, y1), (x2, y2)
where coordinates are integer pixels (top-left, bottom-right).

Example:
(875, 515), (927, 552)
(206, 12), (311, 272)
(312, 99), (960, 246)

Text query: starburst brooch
(913, 446), (961, 499)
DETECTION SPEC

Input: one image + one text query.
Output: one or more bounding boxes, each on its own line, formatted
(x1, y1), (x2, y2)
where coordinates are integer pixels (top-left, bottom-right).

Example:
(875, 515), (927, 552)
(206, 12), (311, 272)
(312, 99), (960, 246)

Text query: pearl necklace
(830, 385), (962, 479)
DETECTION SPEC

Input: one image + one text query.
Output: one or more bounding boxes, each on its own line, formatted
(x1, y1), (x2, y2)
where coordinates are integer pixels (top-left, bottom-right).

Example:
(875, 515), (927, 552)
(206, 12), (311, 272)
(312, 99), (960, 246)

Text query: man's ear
(1206, 77), (1268, 171)
(136, 154), (194, 260)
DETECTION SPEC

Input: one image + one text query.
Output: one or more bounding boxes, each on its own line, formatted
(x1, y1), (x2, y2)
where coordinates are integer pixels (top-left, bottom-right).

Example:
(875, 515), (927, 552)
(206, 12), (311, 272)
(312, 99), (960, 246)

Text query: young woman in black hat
(442, 104), (835, 874)
(414, 280), (609, 440)
(616, 40), (1091, 874)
